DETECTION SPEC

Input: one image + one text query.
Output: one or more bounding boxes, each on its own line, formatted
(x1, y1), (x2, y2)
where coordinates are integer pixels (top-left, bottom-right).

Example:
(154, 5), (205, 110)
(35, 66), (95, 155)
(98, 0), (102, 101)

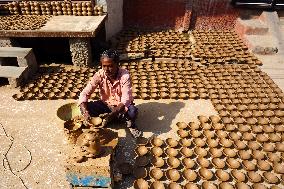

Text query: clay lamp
(212, 123), (224, 130)
(248, 141), (261, 150)
(151, 156), (164, 168)
(227, 158), (240, 169)
(275, 110), (284, 117)
(133, 167), (148, 179)
(275, 125), (284, 132)
(220, 138), (233, 148)
(247, 118), (258, 125)
(176, 122), (188, 129)
(150, 181), (165, 189)
(243, 160), (256, 171)
(166, 169), (180, 182)
(198, 115), (208, 123)
(166, 148), (178, 157)
(252, 150), (266, 160)
(135, 156), (150, 167)
(276, 142), (284, 151)
(270, 117), (281, 125)
(263, 125), (274, 133)
(177, 129), (188, 138)
(199, 168), (213, 180)
(248, 171), (262, 183)
(182, 158), (195, 169)
(151, 147), (163, 157)
(274, 162), (284, 174)
(257, 160), (271, 171)
(183, 169), (197, 182)
(151, 137), (164, 147)
(179, 138), (191, 147)
(231, 170), (246, 182)
(135, 146), (148, 156)
(212, 158), (225, 169)
(181, 147), (193, 157)
(166, 138), (178, 148)
(150, 168), (164, 180)
(263, 172), (279, 184)
(268, 133), (281, 142)
(134, 178), (150, 189)
(167, 157), (180, 168)
(225, 124), (236, 131)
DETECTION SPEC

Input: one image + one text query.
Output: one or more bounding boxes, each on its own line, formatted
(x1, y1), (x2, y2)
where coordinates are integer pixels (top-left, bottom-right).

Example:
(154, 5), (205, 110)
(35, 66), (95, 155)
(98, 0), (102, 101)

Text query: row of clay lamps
(8, 1), (104, 16)
(14, 66), (98, 100)
(0, 15), (51, 30)
(133, 115), (283, 189)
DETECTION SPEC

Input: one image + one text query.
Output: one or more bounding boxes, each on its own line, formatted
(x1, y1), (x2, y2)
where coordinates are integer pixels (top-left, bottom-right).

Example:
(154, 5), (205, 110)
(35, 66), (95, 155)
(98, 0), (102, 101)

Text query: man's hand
(80, 102), (91, 126)
(100, 112), (115, 127)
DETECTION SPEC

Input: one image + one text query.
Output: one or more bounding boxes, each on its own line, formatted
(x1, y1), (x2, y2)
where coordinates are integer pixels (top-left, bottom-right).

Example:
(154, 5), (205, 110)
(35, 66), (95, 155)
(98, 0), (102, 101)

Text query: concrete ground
(0, 85), (217, 189)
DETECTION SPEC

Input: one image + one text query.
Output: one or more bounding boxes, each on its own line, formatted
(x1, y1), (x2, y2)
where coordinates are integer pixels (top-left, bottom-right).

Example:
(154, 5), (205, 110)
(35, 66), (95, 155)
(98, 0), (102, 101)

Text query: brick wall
(123, 0), (189, 30)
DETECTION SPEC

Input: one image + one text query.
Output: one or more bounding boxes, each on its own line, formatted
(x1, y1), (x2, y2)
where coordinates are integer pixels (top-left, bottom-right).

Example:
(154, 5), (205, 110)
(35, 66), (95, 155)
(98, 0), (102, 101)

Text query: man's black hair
(101, 49), (120, 63)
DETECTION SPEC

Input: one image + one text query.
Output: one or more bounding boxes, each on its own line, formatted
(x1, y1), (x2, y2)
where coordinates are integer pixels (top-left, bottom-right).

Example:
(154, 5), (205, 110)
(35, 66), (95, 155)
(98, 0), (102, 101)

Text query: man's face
(101, 57), (118, 79)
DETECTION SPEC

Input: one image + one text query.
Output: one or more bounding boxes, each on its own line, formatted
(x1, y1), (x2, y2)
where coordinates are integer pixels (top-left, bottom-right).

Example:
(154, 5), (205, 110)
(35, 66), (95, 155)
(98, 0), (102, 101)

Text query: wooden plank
(0, 66), (27, 78)
(0, 47), (32, 57)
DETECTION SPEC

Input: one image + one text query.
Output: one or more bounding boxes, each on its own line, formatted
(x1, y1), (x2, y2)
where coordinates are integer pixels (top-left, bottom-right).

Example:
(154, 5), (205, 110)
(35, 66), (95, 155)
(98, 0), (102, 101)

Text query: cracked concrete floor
(0, 86), (217, 189)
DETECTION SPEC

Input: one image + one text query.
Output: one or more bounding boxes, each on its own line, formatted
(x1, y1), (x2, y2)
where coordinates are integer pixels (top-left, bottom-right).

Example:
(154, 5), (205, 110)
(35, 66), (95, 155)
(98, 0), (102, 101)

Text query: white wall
(97, 0), (123, 40)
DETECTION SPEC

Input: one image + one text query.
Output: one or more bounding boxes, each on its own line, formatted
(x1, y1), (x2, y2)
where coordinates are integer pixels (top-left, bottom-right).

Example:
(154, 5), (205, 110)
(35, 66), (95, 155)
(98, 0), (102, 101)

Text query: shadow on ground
(135, 101), (185, 135)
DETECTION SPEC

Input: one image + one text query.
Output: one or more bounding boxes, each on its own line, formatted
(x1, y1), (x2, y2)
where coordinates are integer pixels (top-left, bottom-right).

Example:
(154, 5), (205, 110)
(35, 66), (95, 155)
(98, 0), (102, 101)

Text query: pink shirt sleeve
(78, 72), (100, 105)
(120, 72), (133, 109)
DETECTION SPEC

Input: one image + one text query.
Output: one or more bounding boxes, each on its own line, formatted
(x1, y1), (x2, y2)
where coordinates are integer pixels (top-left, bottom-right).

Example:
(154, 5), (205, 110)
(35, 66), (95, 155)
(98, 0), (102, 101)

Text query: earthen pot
(230, 132), (241, 141)
(183, 169), (197, 181)
(234, 140), (247, 150)
(238, 150), (252, 160)
(189, 122), (200, 130)
(248, 171), (262, 183)
(212, 158), (225, 169)
(190, 130), (202, 138)
(150, 181), (165, 189)
(204, 131), (215, 139)
(177, 129), (189, 138)
(183, 183), (199, 189)
(150, 168), (164, 180)
(274, 162), (284, 174)
(134, 178), (149, 189)
(194, 147), (208, 157)
(168, 182), (182, 189)
(243, 160), (256, 171)
(209, 148), (223, 158)
(248, 141), (261, 150)
(231, 169), (246, 182)
(226, 158), (240, 169)
(151, 147), (163, 157)
(181, 147), (193, 157)
(133, 167), (148, 179)
(276, 142), (284, 151)
(199, 168), (213, 180)
(263, 172), (279, 184)
(182, 158), (195, 169)
(166, 138), (179, 148)
(176, 122), (188, 129)
(166, 169), (180, 182)
(194, 138), (206, 147)
(223, 148), (237, 157)
(151, 156), (165, 168)
(151, 137), (164, 147)
(197, 157), (210, 168)
(136, 146), (148, 156)
(257, 160), (271, 171)
(216, 170), (230, 181)
(235, 183), (250, 189)
(209, 115), (220, 124)
(179, 138), (191, 147)
(202, 182), (217, 189)
(135, 156), (150, 167)
(167, 157), (180, 168)
(166, 148), (178, 157)
(263, 143), (275, 152)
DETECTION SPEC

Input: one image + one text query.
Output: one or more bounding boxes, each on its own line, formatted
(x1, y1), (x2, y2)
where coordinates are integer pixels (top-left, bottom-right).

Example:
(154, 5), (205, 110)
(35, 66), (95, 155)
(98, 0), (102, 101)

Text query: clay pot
(220, 138), (233, 148)
(167, 157), (180, 168)
(183, 169), (197, 181)
(194, 138), (206, 147)
(248, 141), (261, 150)
(176, 122), (188, 129)
(199, 168), (213, 180)
(150, 181), (165, 189)
(191, 130), (202, 138)
(235, 183), (250, 189)
(182, 158), (195, 169)
(90, 117), (102, 126)
(134, 179), (149, 189)
(273, 162), (284, 174)
(230, 132), (241, 141)
(209, 115), (220, 124)
(166, 169), (180, 182)
(248, 171), (262, 183)
(216, 170), (230, 181)
(179, 138), (191, 147)
(257, 160), (271, 171)
(212, 158), (225, 169)
(135, 156), (150, 167)
(151, 137), (164, 147)
(194, 147), (208, 157)
(226, 158), (240, 169)
(177, 129), (189, 138)
(197, 157), (210, 168)
(198, 115), (208, 123)
(180, 147), (193, 157)
(189, 122), (200, 130)
(166, 138), (179, 148)
(238, 150), (251, 160)
(202, 182), (217, 189)
(223, 148), (237, 157)
(151, 147), (163, 157)
(166, 148), (178, 157)
(263, 172), (279, 184)
(136, 146), (148, 156)
(150, 168), (163, 180)
(183, 183), (199, 189)
(276, 143), (284, 151)
(263, 143), (275, 152)
(151, 156), (165, 168)
(168, 183), (182, 189)
(243, 160), (256, 171)
(219, 183), (234, 189)
(234, 140), (247, 150)
(209, 148), (223, 158)
(231, 169), (246, 182)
